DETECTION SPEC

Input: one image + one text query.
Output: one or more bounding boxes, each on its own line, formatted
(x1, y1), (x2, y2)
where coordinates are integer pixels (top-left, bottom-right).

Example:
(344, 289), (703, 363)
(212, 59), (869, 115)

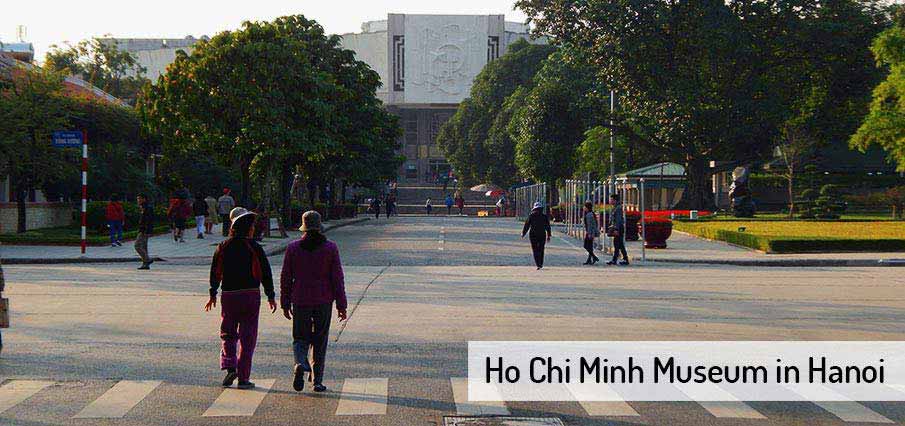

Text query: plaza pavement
(2, 216), (905, 425)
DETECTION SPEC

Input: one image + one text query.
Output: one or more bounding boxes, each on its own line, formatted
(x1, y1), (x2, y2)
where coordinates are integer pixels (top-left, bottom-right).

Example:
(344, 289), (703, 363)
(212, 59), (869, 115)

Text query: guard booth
(616, 162), (686, 211)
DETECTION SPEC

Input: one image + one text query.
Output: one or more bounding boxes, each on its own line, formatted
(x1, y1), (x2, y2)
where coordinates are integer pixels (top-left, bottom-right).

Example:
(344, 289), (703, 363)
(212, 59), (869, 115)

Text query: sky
(1, 0), (529, 61)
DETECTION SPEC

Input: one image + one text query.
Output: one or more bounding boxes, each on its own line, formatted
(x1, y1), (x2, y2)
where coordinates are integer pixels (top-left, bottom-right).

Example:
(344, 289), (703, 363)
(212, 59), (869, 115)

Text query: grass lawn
(674, 219), (905, 253)
(703, 212), (898, 221)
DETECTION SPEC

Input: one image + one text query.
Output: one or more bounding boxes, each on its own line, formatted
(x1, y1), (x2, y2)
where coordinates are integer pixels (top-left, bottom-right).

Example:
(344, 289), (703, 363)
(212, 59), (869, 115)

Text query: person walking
(135, 194), (154, 270)
(455, 194), (465, 215)
(206, 208), (277, 390)
(445, 194), (454, 215)
(425, 198), (433, 215)
(280, 211), (347, 393)
(167, 195), (191, 243)
(193, 194), (209, 239)
(521, 201), (551, 269)
(607, 193), (629, 265)
(583, 201), (600, 265)
(204, 194), (219, 234)
(105, 195), (125, 247)
(370, 197), (381, 220)
(218, 189), (236, 237)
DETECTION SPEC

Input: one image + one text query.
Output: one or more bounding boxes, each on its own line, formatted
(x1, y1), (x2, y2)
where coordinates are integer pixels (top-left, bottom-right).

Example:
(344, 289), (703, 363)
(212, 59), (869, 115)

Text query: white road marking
(73, 380), (161, 418)
(451, 377), (509, 416)
(0, 380), (54, 414)
(202, 379), (275, 417)
(784, 384), (893, 423)
(335, 378), (388, 415)
(565, 382), (639, 416)
(674, 383), (765, 419)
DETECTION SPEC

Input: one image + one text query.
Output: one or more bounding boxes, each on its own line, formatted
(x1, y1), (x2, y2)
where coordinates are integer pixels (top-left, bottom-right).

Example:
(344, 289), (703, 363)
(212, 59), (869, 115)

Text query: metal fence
(561, 178), (649, 262)
(513, 182), (548, 219)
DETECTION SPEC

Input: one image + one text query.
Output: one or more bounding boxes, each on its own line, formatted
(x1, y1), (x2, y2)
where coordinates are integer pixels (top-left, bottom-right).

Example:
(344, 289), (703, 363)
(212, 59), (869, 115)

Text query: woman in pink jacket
(280, 211), (347, 393)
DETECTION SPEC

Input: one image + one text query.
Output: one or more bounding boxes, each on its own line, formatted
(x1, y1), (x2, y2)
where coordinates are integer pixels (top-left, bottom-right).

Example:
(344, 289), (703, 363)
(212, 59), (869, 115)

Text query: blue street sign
(52, 131), (83, 148)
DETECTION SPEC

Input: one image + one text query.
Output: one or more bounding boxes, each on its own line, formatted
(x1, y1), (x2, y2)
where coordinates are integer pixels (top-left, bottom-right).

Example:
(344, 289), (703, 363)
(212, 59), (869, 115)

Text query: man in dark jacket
(607, 193), (629, 265)
(135, 194), (154, 270)
(521, 201), (552, 269)
(193, 194), (209, 240)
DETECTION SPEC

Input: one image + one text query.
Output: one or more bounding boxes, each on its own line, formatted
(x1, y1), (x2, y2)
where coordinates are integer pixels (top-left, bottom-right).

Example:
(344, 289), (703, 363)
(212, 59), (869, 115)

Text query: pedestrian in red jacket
(105, 195), (125, 247)
(280, 210), (347, 393)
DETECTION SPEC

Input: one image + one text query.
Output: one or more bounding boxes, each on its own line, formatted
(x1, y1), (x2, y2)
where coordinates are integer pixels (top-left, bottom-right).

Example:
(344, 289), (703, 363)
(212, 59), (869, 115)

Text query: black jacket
(522, 210), (551, 239)
(193, 199), (208, 217)
(210, 237), (276, 300)
(138, 202), (154, 234)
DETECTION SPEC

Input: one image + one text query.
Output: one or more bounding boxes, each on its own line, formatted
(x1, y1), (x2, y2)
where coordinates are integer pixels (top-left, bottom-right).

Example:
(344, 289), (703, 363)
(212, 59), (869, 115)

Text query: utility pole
(609, 89), (616, 192)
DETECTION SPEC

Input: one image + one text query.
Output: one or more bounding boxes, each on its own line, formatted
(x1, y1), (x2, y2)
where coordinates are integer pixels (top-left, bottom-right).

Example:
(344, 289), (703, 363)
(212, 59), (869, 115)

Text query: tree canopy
(45, 37), (149, 105)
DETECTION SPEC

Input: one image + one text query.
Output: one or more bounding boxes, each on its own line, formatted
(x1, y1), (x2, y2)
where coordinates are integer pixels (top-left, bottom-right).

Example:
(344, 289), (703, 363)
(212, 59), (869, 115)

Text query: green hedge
(677, 225), (905, 253)
(0, 225), (172, 246)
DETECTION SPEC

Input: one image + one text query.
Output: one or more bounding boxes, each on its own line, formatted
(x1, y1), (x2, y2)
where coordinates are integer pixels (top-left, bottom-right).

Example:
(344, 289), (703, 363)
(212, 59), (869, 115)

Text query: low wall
(0, 203), (72, 233)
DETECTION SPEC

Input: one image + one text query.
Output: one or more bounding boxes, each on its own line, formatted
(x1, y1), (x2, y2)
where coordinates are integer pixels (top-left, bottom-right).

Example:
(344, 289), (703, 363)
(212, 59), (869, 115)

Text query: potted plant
(624, 210), (641, 241)
(641, 216), (673, 248)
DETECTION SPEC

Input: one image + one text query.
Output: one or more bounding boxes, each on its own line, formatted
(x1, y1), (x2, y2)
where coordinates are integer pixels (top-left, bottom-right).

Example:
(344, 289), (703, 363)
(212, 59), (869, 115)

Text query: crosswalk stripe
(202, 379), (275, 417)
(565, 383), (639, 416)
(335, 378), (389, 415)
(450, 377), (509, 416)
(0, 380), (54, 414)
(73, 380), (161, 418)
(674, 383), (765, 419)
(784, 384), (893, 423)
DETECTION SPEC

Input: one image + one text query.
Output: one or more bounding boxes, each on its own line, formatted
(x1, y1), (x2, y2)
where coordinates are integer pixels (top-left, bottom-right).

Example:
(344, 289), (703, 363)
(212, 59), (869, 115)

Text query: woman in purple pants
(205, 208), (277, 389)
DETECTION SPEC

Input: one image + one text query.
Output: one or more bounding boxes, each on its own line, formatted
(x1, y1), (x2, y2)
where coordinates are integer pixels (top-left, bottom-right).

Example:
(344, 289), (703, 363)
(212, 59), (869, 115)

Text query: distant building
(340, 14), (545, 184)
(104, 15), (545, 185)
(98, 36), (205, 79)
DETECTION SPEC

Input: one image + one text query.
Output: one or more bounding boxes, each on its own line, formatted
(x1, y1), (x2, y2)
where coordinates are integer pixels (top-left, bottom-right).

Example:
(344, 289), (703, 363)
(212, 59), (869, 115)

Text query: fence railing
(513, 182), (548, 220)
(561, 178), (648, 261)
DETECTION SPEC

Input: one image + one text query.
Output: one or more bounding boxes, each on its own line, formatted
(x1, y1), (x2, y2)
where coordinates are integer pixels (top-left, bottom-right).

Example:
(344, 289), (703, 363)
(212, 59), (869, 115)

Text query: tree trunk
(787, 173), (795, 219)
(279, 163), (292, 234)
(239, 158), (251, 207)
(16, 187), (27, 234)
(676, 158), (713, 210)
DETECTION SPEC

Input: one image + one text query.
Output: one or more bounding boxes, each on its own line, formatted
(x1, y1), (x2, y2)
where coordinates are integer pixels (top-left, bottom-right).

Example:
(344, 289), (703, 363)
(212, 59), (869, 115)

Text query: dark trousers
(108, 220), (123, 244)
(374, 207), (380, 219)
(584, 237), (599, 262)
(220, 290), (261, 382)
(612, 234), (628, 262)
(292, 302), (332, 385)
(221, 214), (231, 236)
(529, 235), (546, 268)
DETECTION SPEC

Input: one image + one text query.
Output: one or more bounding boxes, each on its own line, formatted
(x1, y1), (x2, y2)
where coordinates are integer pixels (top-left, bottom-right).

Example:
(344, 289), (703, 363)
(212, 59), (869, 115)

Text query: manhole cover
(444, 417), (564, 426)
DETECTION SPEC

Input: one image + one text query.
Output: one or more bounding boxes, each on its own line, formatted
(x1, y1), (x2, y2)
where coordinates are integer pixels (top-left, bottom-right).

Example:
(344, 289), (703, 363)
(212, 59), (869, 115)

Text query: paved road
(2, 216), (905, 425)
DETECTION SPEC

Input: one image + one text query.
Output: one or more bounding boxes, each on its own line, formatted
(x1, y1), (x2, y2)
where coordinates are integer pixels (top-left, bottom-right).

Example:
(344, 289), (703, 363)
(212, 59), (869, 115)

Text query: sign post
(52, 131), (88, 254)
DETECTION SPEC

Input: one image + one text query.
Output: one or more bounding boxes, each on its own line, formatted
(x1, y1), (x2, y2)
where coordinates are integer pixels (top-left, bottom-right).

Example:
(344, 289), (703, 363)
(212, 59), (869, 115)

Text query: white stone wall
(403, 15), (495, 104)
(0, 203), (71, 233)
(339, 31), (389, 99)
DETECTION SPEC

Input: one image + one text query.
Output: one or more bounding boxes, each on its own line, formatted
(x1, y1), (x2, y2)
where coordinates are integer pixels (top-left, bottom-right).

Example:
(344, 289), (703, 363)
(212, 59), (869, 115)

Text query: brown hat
(299, 210), (322, 232)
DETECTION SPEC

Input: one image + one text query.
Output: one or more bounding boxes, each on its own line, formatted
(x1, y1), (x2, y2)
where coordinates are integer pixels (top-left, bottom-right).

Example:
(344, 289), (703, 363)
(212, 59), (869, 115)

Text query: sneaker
(606, 260), (617, 265)
(222, 369), (238, 388)
(619, 260), (630, 266)
(313, 384), (327, 393)
(116, 241), (123, 246)
(112, 244), (118, 248)
(292, 364), (306, 392)
(236, 381), (255, 390)
(138, 264), (150, 270)
(197, 234), (204, 239)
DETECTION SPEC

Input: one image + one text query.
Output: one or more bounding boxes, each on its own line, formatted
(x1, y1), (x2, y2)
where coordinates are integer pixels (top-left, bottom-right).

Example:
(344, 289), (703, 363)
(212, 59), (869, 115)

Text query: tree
(438, 39), (555, 187)
(140, 15), (400, 223)
(851, 19), (905, 171)
(516, 0), (823, 209)
(45, 37), (149, 105)
(0, 67), (74, 232)
(511, 49), (604, 194)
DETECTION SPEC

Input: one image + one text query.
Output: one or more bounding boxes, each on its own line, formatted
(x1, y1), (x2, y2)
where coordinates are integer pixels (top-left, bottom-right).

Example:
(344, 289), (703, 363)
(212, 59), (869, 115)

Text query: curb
(3, 217), (371, 265)
(639, 257), (905, 267)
